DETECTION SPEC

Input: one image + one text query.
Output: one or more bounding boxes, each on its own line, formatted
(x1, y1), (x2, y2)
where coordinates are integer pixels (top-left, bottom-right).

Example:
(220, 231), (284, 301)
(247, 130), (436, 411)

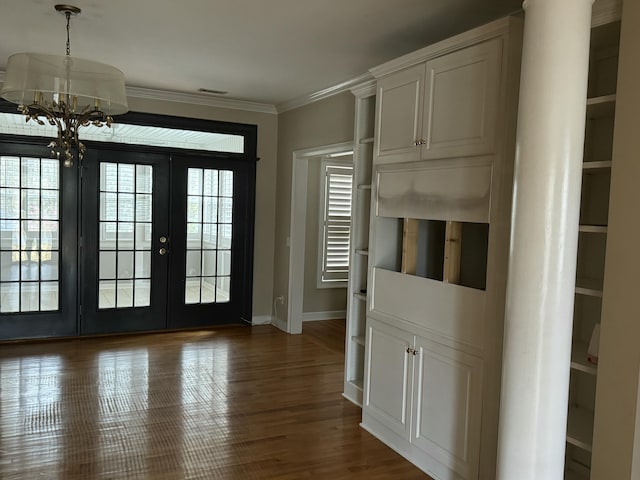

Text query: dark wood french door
(0, 143), (255, 340)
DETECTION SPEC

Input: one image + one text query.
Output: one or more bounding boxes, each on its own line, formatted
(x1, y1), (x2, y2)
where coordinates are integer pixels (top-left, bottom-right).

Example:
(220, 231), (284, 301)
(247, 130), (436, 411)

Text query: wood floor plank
(0, 321), (431, 479)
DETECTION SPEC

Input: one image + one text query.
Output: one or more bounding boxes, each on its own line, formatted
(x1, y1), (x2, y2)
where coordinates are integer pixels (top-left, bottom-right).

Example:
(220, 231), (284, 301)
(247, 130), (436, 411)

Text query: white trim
(350, 80), (377, 98)
(370, 16), (517, 79)
(303, 310), (347, 322)
(0, 72), (277, 115)
(126, 86), (278, 114)
(271, 315), (288, 332)
(277, 72), (373, 113)
(287, 141), (353, 335)
(252, 315), (272, 325)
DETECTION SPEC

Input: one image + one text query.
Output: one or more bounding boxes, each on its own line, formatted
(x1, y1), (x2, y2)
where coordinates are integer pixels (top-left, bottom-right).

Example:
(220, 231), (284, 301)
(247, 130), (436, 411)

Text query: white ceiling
(0, 0), (523, 108)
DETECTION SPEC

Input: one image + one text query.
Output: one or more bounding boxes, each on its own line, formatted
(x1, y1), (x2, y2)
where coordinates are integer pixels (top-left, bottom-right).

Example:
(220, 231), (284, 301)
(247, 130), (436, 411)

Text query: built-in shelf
(565, 466), (590, 480)
(579, 224), (608, 234)
(567, 405), (594, 452)
(571, 341), (598, 376)
(586, 94), (616, 118)
(351, 335), (365, 346)
(349, 378), (364, 391)
(575, 277), (603, 298)
(354, 292), (367, 301)
(356, 249), (369, 256)
(359, 137), (374, 144)
(357, 184), (372, 190)
(583, 160), (612, 172)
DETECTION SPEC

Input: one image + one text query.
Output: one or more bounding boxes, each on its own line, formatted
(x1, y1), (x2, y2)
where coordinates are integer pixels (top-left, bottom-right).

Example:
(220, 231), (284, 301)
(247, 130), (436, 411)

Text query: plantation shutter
(321, 163), (353, 283)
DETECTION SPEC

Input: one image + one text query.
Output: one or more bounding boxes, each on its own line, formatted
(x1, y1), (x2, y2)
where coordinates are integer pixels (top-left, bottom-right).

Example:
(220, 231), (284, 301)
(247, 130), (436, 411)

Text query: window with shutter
(318, 158), (353, 287)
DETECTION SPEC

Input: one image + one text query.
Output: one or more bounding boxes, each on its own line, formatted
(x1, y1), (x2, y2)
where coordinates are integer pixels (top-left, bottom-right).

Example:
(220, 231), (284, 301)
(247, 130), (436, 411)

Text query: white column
(496, 1), (593, 479)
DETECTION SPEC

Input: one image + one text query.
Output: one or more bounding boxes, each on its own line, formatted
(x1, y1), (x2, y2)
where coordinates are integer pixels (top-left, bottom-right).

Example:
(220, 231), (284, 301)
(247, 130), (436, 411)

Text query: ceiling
(0, 0), (523, 109)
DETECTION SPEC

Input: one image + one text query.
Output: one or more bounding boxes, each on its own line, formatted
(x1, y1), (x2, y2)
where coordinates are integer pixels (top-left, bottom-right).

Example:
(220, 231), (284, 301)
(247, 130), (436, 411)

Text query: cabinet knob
(406, 347), (418, 355)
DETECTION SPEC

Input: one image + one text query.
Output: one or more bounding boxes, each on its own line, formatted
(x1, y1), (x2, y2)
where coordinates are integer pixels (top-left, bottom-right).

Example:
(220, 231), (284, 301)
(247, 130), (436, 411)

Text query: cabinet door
(412, 337), (483, 480)
(422, 38), (502, 160)
(374, 63), (425, 164)
(363, 318), (414, 440)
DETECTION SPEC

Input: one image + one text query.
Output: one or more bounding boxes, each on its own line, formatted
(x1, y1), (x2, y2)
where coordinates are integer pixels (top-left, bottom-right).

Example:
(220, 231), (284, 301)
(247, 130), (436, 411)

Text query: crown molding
(370, 16), (518, 79)
(350, 79), (376, 99)
(0, 71), (277, 115)
(276, 72), (374, 114)
(125, 86), (277, 114)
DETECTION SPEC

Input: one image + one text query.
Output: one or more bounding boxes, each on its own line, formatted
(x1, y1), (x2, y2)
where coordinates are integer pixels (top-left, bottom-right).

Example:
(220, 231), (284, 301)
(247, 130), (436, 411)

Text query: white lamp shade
(1, 53), (128, 115)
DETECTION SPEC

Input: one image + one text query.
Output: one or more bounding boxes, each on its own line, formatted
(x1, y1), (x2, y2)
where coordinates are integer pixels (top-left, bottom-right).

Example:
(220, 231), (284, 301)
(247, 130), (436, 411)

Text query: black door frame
(0, 103), (257, 340)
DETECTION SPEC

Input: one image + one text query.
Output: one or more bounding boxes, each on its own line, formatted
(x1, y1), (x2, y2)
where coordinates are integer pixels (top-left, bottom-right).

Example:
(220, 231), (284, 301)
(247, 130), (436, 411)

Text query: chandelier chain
(65, 12), (71, 56)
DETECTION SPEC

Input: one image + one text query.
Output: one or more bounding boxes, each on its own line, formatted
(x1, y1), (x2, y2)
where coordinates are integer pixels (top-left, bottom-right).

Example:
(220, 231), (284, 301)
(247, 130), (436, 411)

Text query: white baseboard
(252, 315), (272, 325)
(272, 315), (288, 332)
(302, 310), (346, 322)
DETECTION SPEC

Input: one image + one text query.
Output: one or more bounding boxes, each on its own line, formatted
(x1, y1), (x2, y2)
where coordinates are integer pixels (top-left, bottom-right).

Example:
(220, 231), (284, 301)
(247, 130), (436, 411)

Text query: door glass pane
(41, 282), (58, 311)
(184, 168), (233, 304)
(99, 280), (116, 309)
(134, 279), (151, 307)
(0, 155), (60, 313)
(98, 162), (152, 309)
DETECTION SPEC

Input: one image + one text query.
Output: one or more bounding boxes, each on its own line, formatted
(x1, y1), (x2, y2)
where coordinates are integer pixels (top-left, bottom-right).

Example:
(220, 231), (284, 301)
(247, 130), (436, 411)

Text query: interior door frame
(286, 141), (352, 334)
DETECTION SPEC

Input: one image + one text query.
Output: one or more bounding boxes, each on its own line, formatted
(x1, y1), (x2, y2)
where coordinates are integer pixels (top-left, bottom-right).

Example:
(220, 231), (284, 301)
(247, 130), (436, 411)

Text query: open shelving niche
(343, 80), (376, 406)
(565, 17), (620, 480)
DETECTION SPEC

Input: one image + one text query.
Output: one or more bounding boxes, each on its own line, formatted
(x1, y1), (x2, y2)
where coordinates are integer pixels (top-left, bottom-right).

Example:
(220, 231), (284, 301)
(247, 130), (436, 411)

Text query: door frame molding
(285, 141), (352, 334)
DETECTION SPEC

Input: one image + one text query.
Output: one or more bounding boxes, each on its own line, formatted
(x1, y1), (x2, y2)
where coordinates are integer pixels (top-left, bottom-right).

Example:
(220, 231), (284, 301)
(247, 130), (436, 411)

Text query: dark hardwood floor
(0, 320), (431, 479)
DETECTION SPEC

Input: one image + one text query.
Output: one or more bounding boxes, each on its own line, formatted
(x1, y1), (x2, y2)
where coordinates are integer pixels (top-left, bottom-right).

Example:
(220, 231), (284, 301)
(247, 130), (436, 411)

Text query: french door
(0, 144), (78, 338)
(0, 144), (255, 339)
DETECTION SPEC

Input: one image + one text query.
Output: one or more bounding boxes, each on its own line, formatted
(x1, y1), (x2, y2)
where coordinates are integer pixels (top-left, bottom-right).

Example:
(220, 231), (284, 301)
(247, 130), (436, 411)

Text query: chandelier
(1, 4), (128, 167)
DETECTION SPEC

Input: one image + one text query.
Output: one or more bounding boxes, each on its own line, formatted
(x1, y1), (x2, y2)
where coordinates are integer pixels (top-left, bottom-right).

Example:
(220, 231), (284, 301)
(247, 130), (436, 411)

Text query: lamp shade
(1, 53), (128, 115)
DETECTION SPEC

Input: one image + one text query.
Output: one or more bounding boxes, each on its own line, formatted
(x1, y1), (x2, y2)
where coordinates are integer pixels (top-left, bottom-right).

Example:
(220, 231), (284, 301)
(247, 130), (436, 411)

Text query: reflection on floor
(0, 321), (431, 479)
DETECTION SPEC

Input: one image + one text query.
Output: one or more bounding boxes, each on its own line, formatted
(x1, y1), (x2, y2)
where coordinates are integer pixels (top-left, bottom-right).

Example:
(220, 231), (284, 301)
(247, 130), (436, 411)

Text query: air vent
(198, 88), (228, 95)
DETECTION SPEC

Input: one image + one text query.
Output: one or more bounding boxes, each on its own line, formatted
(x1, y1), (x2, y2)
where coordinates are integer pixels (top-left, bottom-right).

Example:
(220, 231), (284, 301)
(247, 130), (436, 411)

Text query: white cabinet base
(361, 415), (466, 480)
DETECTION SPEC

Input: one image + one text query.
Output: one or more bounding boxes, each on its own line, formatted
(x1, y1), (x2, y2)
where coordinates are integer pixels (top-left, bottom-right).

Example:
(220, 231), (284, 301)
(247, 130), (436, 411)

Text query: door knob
(159, 236), (168, 244)
(159, 247), (168, 256)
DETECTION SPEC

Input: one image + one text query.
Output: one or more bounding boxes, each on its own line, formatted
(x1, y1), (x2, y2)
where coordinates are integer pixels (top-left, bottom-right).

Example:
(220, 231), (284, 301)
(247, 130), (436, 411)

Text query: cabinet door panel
(375, 64), (425, 164)
(412, 338), (483, 479)
(363, 318), (414, 440)
(423, 39), (502, 159)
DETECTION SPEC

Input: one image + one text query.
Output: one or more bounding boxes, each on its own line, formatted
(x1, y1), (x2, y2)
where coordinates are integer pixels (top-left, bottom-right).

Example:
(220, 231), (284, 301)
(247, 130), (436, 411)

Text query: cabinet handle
(406, 347), (418, 355)
(413, 140), (420, 146)
(406, 347), (413, 354)
(413, 139), (427, 146)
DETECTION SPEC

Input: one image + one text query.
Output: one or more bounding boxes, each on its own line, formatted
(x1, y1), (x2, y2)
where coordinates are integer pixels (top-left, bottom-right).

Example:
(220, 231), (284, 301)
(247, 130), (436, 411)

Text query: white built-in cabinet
(565, 16), (621, 480)
(366, 317), (484, 480)
(361, 17), (522, 480)
(343, 81), (376, 406)
(375, 38), (502, 164)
